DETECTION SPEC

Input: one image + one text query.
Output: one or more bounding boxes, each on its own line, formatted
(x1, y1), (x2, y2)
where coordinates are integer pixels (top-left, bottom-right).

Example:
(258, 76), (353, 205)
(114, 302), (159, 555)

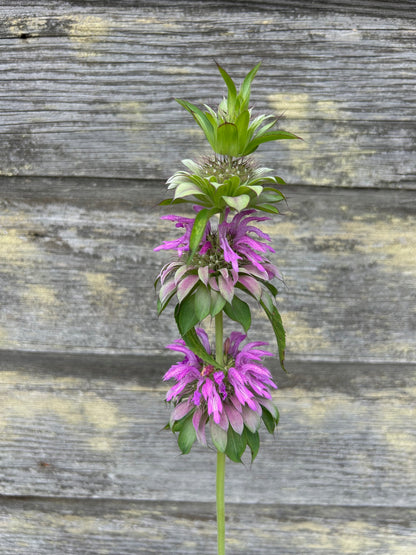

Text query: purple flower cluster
(164, 328), (278, 448)
(155, 209), (281, 307)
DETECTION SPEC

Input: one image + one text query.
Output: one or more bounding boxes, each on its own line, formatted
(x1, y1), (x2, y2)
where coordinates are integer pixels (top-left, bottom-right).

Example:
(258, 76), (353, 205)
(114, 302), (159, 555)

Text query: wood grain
(1, 498), (415, 555)
(0, 181), (414, 362)
(0, 2), (414, 188)
(0, 2), (415, 553)
(0, 351), (415, 508)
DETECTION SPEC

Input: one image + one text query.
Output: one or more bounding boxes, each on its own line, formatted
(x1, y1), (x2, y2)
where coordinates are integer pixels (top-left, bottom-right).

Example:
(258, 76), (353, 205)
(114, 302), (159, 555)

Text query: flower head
(155, 209), (281, 312)
(164, 328), (279, 461)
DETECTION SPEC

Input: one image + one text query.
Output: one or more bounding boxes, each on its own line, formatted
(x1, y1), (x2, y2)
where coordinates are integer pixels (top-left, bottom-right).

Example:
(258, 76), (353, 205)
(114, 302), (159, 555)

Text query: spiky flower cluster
(155, 62), (299, 461)
(164, 329), (278, 462)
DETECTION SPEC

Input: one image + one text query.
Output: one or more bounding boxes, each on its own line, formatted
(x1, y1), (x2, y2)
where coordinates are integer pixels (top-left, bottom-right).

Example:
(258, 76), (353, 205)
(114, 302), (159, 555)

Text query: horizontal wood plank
(0, 498), (415, 555)
(0, 2), (414, 187)
(0, 352), (415, 507)
(0, 181), (415, 362)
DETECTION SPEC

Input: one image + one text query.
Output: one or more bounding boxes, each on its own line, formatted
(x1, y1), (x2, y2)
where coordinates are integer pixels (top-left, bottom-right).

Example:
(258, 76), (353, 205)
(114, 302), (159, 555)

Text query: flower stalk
(155, 62), (300, 553)
(215, 311), (225, 555)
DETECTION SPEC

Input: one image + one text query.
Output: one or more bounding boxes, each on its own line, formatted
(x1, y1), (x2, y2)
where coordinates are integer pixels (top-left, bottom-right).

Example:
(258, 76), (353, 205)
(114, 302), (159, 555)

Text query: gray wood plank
(0, 2), (414, 187)
(0, 352), (415, 507)
(1, 498), (415, 554)
(0, 181), (415, 362)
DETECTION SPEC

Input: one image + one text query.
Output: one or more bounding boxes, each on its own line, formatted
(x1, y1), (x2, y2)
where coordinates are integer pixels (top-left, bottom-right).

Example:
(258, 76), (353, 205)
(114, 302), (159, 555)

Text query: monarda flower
(164, 328), (279, 462)
(155, 208), (280, 314)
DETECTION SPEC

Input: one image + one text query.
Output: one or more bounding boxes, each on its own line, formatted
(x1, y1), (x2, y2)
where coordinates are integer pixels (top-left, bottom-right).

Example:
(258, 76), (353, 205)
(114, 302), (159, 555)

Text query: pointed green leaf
(178, 414), (197, 454)
(188, 207), (218, 263)
(238, 62), (261, 111)
(215, 62), (237, 116)
(243, 130), (302, 155)
(174, 296), (199, 336)
(183, 327), (220, 368)
(176, 98), (216, 148)
(261, 407), (276, 434)
(210, 420), (227, 452)
(223, 296), (251, 333)
(225, 426), (247, 463)
(194, 284), (211, 321)
(254, 203), (280, 214)
(259, 300), (286, 372)
(210, 290), (227, 317)
(158, 198), (190, 206)
(245, 427), (260, 462)
(174, 181), (202, 199)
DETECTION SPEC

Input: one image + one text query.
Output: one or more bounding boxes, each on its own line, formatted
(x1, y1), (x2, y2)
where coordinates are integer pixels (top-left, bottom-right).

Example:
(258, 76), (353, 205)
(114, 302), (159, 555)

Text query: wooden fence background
(0, 1), (415, 553)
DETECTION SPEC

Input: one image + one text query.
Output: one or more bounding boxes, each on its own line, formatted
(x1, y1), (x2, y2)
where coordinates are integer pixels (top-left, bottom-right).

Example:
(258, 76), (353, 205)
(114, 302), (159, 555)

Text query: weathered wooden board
(0, 351), (415, 508)
(1, 498), (415, 555)
(0, 182), (415, 362)
(0, 2), (415, 188)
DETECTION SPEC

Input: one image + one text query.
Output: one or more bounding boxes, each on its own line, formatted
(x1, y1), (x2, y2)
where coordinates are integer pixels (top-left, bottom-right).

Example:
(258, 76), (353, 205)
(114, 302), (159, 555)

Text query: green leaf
(210, 420), (227, 452)
(158, 198), (190, 206)
(194, 284), (211, 321)
(216, 122), (239, 156)
(210, 290), (227, 317)
(174, 296), (199, 336)
(223, 296), (251, 333)
(238, 62), (261, 111)
(261, 407), (276, 434)
(174, 181), (202, 199)
(171, 412), (189, 432)
(243, 129), (301, 155)
(225, 426), (247, 463)
(236, 109), (250, 153)
(183, 327), (219, 368)
(254, 204), (280, 214)
(215, 62), (237, 116)
(223, 194), (250, 212)
(178, 414), (197, 454)
(245, 427), (260, 462)
(259, 300), (286, 372)
(188, 207), (218, 263)
(176, 98), (216, 148)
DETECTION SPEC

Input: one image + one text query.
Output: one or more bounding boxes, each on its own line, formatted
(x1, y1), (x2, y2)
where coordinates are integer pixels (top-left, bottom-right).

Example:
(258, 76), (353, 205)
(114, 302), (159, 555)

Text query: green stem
(216, 450), (226, 555)
(215, 311), (225, 554)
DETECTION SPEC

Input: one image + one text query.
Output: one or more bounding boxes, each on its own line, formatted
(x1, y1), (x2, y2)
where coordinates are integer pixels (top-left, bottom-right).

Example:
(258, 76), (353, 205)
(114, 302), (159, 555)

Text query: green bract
(163, 158), (287, 215)
(176, 62), (300, 158)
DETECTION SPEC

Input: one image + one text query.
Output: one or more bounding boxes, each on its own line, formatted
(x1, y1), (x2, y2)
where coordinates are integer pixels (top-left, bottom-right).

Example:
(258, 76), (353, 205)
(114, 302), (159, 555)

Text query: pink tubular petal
(195, 327), (211, 354)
